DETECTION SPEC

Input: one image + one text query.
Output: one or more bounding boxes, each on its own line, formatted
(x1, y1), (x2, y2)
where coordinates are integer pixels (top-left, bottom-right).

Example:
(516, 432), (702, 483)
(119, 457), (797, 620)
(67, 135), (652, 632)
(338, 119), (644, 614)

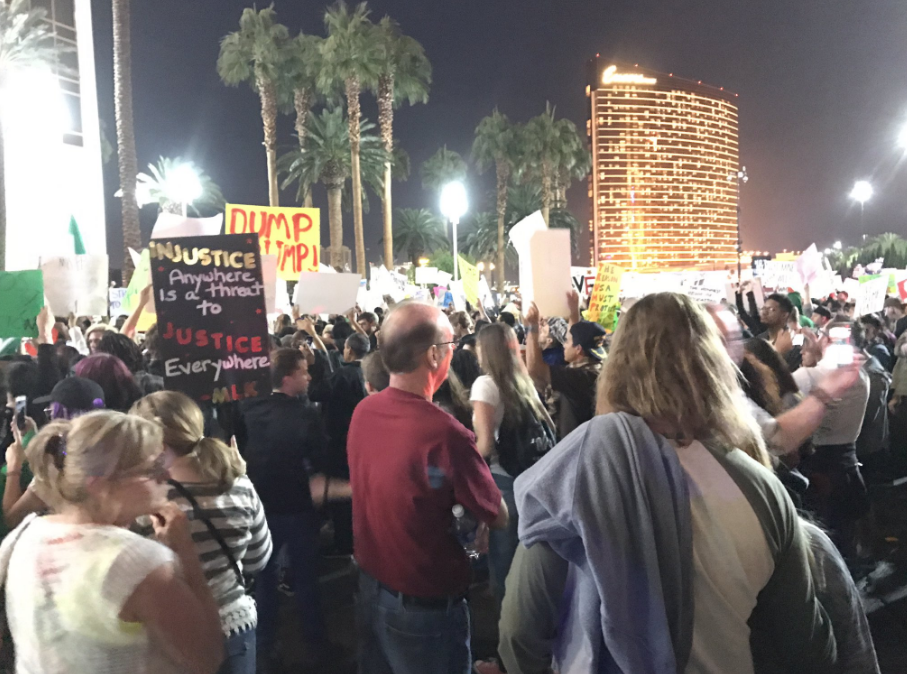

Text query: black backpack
(496, 407), (557, 477)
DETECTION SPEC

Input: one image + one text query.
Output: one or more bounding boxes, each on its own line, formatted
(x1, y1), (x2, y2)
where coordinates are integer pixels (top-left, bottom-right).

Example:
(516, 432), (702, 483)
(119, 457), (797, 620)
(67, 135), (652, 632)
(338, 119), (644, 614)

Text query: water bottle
(451, 504), (480, 559)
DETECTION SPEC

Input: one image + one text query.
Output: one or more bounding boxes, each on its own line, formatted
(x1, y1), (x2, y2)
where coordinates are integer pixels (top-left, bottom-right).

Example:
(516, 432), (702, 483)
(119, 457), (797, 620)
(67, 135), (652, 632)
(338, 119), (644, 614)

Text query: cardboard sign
(509, 211), (547, 304)
(449, 280), (466, 311)
(151, 212), (223, 239)
(149, 234), (271, 403)
(109, 288), (128, 317)
(226, 204), (320, 281)
(40, 255), (109, 316)
(754, 259), (799, 291)
(415, 266), (438, 285)
(795, 243), (823, 286)
(855, 275), (889, 317)
(0, 271), (44, 338)
(685, 271), (728, 305)
(528, 229), (572, 317)
(587, 263), (624, 330)
(293, 272), (361, 316)
(571, 267), (597, 300)
(121, 249), (156, 332)
(458, 256), (480, 306)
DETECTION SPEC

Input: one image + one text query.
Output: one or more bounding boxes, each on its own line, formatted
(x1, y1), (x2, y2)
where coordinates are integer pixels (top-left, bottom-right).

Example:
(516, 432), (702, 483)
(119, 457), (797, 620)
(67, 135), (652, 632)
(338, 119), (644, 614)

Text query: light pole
(849, 180), (873, 236)
(440, 181), (468, 282)
(729, 166), (748, 280)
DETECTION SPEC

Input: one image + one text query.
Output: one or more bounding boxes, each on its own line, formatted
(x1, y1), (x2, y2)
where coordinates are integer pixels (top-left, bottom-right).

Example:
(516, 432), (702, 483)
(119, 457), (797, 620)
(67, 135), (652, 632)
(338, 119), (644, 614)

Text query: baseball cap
(569, 321), (607, 361)
(34, 377), (105, 412)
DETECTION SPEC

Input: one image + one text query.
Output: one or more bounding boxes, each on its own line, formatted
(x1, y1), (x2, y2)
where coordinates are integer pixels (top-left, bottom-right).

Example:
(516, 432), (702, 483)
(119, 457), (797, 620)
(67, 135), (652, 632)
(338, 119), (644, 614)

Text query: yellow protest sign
(458, 256), (480, 305)
(587, 263), (624, 331)
(226, 204), (321, 281)
(121, 249), (155, 332)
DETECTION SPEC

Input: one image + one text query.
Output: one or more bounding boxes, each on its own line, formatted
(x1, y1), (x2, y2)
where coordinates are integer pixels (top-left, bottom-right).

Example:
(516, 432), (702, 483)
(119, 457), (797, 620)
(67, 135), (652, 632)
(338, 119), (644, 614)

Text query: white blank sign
(41, 254), (109, 316)
(528, 229), (572, 317)
(293, 272), (361, 315)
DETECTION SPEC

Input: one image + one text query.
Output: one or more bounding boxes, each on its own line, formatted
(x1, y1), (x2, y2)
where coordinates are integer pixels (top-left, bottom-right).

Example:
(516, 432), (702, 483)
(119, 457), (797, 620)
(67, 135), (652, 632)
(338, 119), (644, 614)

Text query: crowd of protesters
(0, 274), (902, 674)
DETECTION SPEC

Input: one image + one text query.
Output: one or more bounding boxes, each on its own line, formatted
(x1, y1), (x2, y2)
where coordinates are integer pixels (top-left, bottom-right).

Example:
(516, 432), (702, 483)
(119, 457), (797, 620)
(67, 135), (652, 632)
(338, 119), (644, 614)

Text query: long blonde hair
(597, 293), (769, 466)
(26, 411), (162, 507)
(131, 391), (246, 490)
(477, 323), (549, 425)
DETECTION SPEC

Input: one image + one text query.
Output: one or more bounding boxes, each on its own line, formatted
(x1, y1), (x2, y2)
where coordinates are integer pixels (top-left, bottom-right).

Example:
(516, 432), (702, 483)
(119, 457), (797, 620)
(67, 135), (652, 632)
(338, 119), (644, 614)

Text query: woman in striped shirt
(132, 391), (273, 674)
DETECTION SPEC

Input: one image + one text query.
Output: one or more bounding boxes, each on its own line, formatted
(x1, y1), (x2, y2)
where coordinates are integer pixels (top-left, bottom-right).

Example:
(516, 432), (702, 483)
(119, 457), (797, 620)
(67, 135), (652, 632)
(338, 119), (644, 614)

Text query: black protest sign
(149, 234), (270, 403)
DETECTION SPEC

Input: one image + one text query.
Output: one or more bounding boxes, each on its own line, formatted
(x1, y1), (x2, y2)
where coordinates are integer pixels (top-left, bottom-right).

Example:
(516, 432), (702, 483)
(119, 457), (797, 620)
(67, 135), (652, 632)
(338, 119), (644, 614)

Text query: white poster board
(855, 276), (889, 318)
(508, 211), (547, 304)
(293, 272), (361, 315)
(261, 255), (279, 314)
(528, 229), (572, 317)
(150, 212), (223, 239)
(108, 288), (128, 317)
(415, 266), (439, 285)
(40, 254), (109, 316)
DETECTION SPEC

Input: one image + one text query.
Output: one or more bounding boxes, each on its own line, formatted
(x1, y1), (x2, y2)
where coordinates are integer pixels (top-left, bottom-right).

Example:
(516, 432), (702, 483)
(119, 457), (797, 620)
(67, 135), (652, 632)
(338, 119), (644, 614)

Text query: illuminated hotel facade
(587, 59), (739, 270)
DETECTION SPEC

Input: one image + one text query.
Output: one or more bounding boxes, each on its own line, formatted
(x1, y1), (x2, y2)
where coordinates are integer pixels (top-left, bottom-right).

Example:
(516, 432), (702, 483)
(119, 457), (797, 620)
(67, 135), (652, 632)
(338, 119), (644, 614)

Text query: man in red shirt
(348, 301), (508, 674)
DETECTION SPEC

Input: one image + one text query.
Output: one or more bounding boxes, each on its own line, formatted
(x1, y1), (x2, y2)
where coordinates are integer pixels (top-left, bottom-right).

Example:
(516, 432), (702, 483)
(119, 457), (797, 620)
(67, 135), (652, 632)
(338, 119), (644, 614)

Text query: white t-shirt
(1, 517), (180, 674)
(470, 375), (505, 434)
(675, 441), (774, 674)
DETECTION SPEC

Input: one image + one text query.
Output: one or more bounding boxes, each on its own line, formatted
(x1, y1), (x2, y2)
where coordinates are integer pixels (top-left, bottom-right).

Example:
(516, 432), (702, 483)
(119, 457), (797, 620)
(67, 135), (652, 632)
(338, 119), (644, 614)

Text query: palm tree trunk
(495, 162), (509, 292)
(294, 88), (313, 209)
(256, 70), (279, 208)
(541, 162), (552, 226)
(346, 76), (366, 275)
(378, 75), (395, 269)
(0, 100), (6, 272)
(327, 184), (344, 269)
(113, 0), (140, 285)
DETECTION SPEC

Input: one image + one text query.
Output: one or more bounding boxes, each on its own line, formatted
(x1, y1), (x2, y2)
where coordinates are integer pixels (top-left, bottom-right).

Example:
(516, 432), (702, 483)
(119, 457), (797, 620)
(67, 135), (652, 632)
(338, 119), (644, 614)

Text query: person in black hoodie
(236, 348), (330, 671)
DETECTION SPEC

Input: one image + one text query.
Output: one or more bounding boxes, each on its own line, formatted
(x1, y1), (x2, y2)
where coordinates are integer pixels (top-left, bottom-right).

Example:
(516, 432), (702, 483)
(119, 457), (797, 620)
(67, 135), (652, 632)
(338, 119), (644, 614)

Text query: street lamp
(166, 164), (203, 216)
(898, 124), (907, 150)
(849, 180), (873, 235)
(440, 181), (468, 282)
(729, 166), (748, 280)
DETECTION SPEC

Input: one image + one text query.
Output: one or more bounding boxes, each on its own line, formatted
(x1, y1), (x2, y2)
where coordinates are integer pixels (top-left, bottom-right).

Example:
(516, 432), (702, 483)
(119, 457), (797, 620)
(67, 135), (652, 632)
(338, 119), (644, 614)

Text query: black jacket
(236, 392), (327, 515)
(307, 359), (367, 477)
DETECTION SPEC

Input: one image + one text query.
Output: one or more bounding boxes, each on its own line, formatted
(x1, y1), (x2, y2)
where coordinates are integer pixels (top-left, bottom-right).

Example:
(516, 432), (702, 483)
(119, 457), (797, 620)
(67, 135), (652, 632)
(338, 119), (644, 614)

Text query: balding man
(348, 301), (508, 674)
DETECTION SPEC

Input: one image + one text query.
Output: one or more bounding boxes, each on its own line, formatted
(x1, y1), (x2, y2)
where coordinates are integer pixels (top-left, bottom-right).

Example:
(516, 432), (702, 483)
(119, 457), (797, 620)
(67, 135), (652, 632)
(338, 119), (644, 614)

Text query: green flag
(69, 216), (86, 254)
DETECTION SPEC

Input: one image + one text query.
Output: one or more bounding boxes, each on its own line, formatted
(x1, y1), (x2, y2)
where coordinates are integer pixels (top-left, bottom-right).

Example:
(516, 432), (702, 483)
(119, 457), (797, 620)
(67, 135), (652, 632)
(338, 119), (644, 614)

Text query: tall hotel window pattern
(30, 0), (82, 146)
(587, 61), (738, 270)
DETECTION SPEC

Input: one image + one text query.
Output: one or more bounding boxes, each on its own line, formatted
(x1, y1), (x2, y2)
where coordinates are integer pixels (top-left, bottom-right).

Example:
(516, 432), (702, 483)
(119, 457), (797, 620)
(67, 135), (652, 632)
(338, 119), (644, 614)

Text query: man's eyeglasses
(433, 340), (457, 348)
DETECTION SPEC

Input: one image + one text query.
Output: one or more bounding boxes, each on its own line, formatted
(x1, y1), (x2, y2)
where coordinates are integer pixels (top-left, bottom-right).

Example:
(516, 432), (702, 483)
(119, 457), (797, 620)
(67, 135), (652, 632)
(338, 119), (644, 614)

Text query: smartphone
(14, 396), (27, 430)
(826, 326), (853, 367)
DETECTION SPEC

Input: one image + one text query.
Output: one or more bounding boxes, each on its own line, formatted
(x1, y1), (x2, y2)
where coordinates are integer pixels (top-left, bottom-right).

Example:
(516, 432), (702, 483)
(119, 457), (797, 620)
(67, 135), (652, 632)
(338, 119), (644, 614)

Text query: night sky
(90, 0), (907, 269)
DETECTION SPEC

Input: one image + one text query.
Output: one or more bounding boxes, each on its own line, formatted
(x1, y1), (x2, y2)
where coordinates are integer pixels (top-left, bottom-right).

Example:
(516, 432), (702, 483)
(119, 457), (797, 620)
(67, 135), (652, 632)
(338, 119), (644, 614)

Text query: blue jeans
(488, 472), (518, 604)
(255, 511), (326, 653)
(356, 572), (471, 674)
(218, 627), (256, 674)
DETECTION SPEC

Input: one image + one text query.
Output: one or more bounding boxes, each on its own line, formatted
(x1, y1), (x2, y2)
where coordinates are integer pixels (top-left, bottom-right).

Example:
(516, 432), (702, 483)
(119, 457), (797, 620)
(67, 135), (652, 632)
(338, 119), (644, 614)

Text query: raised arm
(524, 302), (551, 389)
(121, 285), (153, 340)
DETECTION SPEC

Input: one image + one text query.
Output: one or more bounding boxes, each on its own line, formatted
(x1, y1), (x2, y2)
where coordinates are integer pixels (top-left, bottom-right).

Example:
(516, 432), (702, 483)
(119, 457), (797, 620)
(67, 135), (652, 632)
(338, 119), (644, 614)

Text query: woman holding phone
(0, 411), (224, 673)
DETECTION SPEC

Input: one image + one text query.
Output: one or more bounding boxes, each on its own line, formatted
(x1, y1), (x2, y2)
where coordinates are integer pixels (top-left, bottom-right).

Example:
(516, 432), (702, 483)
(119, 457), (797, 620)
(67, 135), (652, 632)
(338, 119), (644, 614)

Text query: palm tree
(279, 107), (387, 269)
(374, 18), (430, 269)
(0, 0), (64, 271)
(473, 110), (520, 290)
(111, 0), (140, 283)
(384, 208), (446, 266)
(553, 120), (591, 208)
(135, 157), (225, 216)
(320, 1), (381, 275)
(217, 6), (291, 208)
(281, 33), (323, 207)
(459, 211), (518, 267)
(523, 102), (562, 225)
(421, 145), (467, 196)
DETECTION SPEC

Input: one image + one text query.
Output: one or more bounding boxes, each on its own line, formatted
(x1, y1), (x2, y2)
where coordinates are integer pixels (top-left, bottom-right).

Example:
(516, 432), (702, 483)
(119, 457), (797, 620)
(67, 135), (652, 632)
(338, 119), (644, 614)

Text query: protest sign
(121, 249), (156, 332)
(261, 255), (279, 314)
(449, 280), (467, 311)
(527, 229), (571, 317)
(479, 276), (495, 310)
(415, 266), (438, 285)
(0, 271), (43, 338)
(685, 271), (728, 305)
(509, 211), (547, 304)
(436, 270), (453, 286)
(587, 263), (624, 330)
(842, 277), (861, 298)
(40, 255), (109, 316)
(855, 275), (889, 317)
(458, 256), (481, 306)
(293, 272), (361, 315)
(151, 212), (223, 239)
(795, 244), (822, 286)
(571, 266), (597, 300)
(754, 259), (799, 291)
(226, 204), (320, 281)
(109, 288), (127, 317)
(898, 278), (907, 301)
(149, 234), (270, 403)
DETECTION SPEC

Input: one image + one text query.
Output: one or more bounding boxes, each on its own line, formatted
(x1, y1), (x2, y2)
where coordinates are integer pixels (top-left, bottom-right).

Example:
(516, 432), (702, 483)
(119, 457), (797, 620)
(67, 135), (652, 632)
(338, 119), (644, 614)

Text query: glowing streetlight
(477, 261), (485, 272)
(898, 124), (907, 150)
(165, 164), (203, 215)
(849, 180), (873, 235)
(440, 181), (468, 281)
(418, 257), (430, 267)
